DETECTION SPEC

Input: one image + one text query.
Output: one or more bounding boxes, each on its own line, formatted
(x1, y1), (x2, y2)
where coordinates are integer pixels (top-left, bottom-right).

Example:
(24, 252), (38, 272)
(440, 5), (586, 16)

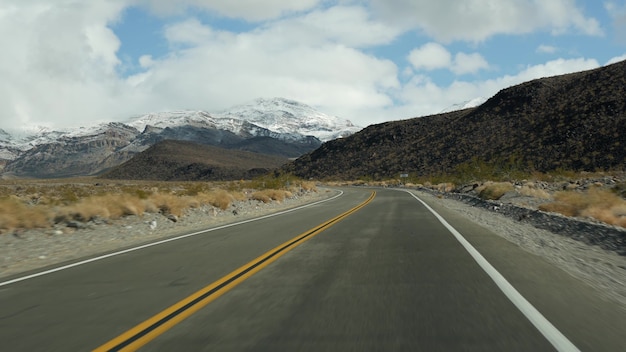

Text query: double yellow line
(94, 191), (376, 351)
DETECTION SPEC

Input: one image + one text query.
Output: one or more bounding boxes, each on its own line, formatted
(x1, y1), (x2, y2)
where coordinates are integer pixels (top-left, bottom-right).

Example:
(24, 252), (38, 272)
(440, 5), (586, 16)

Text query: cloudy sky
(1, 0), (625, 131)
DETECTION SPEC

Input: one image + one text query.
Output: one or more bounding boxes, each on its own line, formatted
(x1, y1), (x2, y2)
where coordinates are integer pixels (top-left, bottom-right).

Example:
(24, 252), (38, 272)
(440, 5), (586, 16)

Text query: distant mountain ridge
(284, 60), (626, 180)
(0, 98), (358, 178)
(102, 140), (288, 181)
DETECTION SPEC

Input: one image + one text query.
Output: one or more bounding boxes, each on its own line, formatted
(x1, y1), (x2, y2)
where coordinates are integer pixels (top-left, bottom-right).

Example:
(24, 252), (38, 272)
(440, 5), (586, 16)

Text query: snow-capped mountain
(216, 98), (362, 142)
(124, 98), (362, 143)
(126, 111), (217, 132)
(125, 110), (309, 144)
(0, 98), (358, 178)
(0, 129), (17, 160)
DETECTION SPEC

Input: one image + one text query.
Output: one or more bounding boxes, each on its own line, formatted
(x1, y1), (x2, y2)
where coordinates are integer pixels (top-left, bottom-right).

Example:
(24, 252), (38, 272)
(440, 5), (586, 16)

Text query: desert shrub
(251, 190), (293, 203)
(452, 156), (529, 183)
(539, 188), (626, 227)
(476, 182), (514, 200)
(0, 197), (50, 231)
(196, 190), (235, 210)
(518, 184), (551, 199)
(58, 187), (79, 204)
(147, 193), (190, 217)
(121, 187), (151, 199)
(251, 192), (271, 203)
(434, 183), (455, 192)
(64, 194), (147, 221)
(180, 182), (211, 196)
(0, 178), (322, 230)
(298, 181), (317, 192)
(250, 173), (302, 190)
(613, 182), (626, 198)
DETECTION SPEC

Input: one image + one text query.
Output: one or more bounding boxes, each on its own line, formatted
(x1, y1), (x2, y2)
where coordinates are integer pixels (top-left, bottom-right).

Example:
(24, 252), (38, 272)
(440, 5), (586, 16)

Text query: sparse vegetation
(518, 183), (551, 199)
(327, 168), (625, 229)
(539, 188), (626, 227)
(284, 62), (626, 181)
(0, 175), (316, 233)
(0, 196), (50, 230)
(476, 182), (514, 200)
(251, 189), (293, 203)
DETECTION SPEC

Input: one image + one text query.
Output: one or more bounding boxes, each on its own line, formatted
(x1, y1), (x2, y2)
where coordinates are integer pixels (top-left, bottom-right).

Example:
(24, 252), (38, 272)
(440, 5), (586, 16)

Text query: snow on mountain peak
(0, 97), (361, 162)
(126, 110), (216, 132)
(216, 97), (361, 141)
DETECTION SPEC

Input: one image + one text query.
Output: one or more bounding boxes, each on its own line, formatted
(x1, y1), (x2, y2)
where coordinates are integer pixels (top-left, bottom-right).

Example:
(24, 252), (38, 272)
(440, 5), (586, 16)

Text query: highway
(0, 188), (624, 351)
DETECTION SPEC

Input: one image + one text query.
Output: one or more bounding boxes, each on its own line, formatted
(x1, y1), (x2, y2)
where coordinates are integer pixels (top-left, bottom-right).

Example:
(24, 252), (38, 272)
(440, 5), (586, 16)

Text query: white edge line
(0, 190), (344, 288)
(405, 190), (580, 352)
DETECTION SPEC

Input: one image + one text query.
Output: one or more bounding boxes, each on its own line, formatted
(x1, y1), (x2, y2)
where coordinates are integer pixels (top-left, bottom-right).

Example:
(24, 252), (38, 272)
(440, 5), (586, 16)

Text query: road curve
(0, 188), (624, 351)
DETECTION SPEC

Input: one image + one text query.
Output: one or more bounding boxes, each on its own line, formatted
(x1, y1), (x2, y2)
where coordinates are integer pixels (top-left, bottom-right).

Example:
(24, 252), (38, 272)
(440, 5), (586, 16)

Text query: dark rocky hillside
(284, 60), (626, 180)
(102, 140), (288, 181)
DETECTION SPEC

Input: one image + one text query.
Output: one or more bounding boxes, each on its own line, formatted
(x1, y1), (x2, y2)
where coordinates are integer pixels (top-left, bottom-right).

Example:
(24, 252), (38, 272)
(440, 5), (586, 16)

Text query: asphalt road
(0, 188), (624, 351)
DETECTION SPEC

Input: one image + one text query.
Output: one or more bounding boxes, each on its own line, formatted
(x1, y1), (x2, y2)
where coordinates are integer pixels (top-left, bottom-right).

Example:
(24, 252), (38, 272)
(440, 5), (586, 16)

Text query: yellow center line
(94, 191), (376, 352)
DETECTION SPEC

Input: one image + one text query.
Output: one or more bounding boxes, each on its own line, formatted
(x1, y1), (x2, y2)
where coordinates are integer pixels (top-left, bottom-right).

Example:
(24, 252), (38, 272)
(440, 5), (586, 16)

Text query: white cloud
(606, 54), (626, 65)
(380, 57), (601, 124)
(0, 1), (402, 131)
(139, 0), (322, 21)
(138, 55), (155, 68)
(408, 42), (488, 75)
(164, 18), (218, 44)
(134, 20), (400, 115)
(369, 0), (603, 42)
(605, 1), (626, 43)
(452, 52), (489, 75)
(260, 6), (401, 48)
(509, 58), (599, 82)
(407, 43), (451, 70)
(0, 0), (128, 129)
(0, 0), (614, 133)
(537, 45), (558, 54)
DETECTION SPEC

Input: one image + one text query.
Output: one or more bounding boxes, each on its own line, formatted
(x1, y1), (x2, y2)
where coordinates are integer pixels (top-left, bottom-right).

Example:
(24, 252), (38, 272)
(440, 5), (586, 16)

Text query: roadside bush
(147, 193), (191, 217)
(0, 178), (313, 232)
(251, 190), (293, 203)
(0, 197), (50, 231)
(539, 188), (626, 228)
(434, 183), (455, 192)
(196, 190), (238, 210)
(299, 181), (318, 192)
(476, 182), (514, 200)
(518, 184), (551, 199)
(63, 194), (147, 221)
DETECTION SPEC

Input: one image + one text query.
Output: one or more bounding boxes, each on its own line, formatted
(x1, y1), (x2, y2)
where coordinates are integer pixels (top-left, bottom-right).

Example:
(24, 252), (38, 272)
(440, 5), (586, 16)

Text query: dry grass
(147, 193), (192, 217)
(60, 194), (148, 222)
(539, 188), (626, 228)
(0, 197), (50, 231)
(434, 183), (455, 192)
(0, 177), (310, 233)
(298, 181), (317, 192)
(251, 189), (293, 203)
(195, 190), (242, 210)
(476, 182), (514, 200)
(518, 184), (552, 199)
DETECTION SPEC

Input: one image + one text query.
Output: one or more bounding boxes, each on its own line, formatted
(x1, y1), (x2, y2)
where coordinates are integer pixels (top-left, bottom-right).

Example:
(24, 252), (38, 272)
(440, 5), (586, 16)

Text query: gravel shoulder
(0, 189), (337, 280)
(414, 189), (626, 309)
(2, 186), (625, 311)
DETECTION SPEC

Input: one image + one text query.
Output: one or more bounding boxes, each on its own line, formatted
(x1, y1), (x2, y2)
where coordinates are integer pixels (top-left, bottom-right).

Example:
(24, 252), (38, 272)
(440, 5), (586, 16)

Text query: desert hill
(102, 140), (288, 181)
(284, 60), (626, 180)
